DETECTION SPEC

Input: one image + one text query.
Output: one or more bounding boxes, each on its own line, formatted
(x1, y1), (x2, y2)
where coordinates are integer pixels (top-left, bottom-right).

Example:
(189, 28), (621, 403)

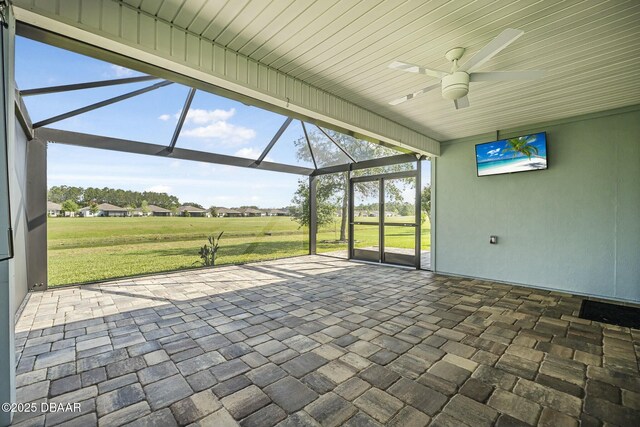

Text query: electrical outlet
(490, 236), (498, 244)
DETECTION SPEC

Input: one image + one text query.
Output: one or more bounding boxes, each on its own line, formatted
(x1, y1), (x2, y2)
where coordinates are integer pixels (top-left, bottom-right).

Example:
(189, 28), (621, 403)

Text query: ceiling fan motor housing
(442, 71), (469, 100)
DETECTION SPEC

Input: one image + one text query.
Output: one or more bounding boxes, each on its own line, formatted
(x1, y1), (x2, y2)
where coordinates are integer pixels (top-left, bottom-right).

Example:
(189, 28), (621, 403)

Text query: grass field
(48, 216), (430, 286)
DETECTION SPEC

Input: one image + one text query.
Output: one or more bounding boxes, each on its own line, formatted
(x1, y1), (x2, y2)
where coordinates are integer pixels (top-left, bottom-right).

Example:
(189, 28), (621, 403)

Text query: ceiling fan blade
(470, 70), (544, 82)
(389, 82), (441, 106)
(388, 61), (448, 79)
(454, 96), (470, 109)
(459, 28), (524, 72)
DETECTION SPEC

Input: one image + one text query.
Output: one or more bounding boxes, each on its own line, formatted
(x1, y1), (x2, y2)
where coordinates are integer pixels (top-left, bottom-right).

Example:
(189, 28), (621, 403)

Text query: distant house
(148, 205), (172, 217)
(240, 208), (265, 217)
(354, 210), (379, 218)
(178, 205), (209, 217)
(80, 203), (128, 217)
(267, 209), (289, 217)
(132, 204), (172, 217)
(47, 201), (62, 217)
(78, 206), (96, 217)
(216, 207), (242, 218)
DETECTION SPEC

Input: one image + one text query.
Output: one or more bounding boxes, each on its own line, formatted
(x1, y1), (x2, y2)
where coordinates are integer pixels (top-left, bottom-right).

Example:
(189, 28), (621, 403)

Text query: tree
(141, 200), (150, 216)
(503, 135), (540, 159)
(89, 202), (99, 215)
(394, 202), (413, 217)
(209, 206), (218, 217)
(48, 185), (181, 209)
(48, 185), (83, 204)
(61, 199), (78, 216)
(289, 179), (338, 229)
(290, 127), (413, 241)
(421, 185), (431, 218)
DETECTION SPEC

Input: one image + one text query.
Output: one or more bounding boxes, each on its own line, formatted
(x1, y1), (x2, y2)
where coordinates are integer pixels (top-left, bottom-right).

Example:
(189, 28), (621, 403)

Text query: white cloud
(234, 147), (273, 162)
(157, 107), (255, 145)
(185, 108), (236, 124)
(183, 121), (255, 144)
(111, 65), (135, 77)
(146, 185), (171, 193)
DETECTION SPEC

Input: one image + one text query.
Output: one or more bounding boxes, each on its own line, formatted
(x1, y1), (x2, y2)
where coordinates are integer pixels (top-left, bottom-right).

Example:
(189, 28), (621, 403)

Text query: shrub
(197, 231), (223, 267)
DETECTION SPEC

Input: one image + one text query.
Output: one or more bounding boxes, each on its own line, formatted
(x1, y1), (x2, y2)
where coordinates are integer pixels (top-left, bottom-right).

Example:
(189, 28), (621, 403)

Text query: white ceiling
(121, 0), (640, 141)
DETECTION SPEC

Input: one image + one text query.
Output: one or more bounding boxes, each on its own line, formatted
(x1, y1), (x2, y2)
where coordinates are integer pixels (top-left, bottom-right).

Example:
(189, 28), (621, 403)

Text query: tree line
(48, 185), (180, 209)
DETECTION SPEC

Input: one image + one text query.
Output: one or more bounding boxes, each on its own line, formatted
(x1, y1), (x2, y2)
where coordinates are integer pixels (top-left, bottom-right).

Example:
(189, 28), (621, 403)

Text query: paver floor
(12, 256), (640, 426)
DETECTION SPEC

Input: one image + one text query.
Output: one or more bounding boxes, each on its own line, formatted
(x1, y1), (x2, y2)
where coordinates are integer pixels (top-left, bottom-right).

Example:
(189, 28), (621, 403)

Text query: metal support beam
(254, 117), (292, 165)
(379, 178), (385, 263)
(167, 87), (195, 153)
(316, 125), (357, 163)
(301, 121), (317, 170)
(346, 170), (352, 260)
(35, 127), (315, 176)
(351, 169), (417, 183)
(309, 175), (317, 255)
(15, 20), (440, 157)
(26, 138), (47, 290)
(415, 158), (422, 270)
(14, 89), (32, 140)
(313, 153), (418, 176)
(32, 80), (173, 128)
(20, 75), (159, 96)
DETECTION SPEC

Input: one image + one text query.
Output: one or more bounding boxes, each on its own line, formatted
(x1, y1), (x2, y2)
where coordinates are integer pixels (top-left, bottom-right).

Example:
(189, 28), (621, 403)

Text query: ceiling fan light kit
(387, 28), (543, 109)
(442, 72), (469, 100)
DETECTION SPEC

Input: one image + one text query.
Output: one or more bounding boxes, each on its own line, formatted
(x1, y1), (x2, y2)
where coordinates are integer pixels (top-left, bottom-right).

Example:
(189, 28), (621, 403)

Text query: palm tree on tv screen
(503, 135), (539, 159)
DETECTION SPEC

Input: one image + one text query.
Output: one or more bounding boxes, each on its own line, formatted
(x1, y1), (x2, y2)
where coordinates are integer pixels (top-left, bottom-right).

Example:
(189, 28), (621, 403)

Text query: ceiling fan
(387, 28), (544, 109)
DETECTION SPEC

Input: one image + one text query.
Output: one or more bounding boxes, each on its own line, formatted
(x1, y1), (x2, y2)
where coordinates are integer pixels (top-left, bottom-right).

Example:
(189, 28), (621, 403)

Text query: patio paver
(11, 255), (640, 426)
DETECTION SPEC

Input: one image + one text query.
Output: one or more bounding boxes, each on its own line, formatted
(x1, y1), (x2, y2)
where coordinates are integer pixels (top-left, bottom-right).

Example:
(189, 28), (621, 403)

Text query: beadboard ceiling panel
(19, 0), (640, 141)
(116, 0), (640, 140)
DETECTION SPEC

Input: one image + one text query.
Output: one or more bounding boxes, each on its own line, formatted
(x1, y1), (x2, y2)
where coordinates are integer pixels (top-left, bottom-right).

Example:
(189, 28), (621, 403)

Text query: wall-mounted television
(475, 132), (547, 177)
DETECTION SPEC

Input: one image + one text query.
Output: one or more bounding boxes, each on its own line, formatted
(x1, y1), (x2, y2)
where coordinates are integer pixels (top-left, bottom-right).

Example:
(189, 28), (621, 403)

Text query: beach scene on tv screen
(476, 133), (547, 176)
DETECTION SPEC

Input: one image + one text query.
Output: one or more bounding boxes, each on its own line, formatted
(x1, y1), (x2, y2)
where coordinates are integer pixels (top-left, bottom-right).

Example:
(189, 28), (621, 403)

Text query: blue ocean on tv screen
(476, 132), (547, 176)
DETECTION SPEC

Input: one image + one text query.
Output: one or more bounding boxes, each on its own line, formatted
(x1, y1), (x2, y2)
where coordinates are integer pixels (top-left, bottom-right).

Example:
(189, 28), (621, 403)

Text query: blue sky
(17, 36), (430, 208)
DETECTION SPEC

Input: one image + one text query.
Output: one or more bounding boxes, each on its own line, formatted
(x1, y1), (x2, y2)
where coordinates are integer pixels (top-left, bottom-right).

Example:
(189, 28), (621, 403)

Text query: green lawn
(48, 216), (430, 286)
